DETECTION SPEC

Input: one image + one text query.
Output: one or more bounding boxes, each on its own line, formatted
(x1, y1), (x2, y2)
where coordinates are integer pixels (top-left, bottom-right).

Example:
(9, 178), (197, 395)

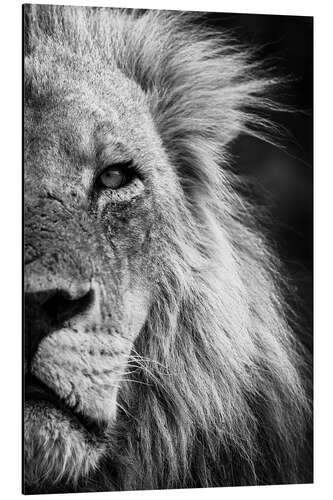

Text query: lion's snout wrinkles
(24, 193), (98, 356)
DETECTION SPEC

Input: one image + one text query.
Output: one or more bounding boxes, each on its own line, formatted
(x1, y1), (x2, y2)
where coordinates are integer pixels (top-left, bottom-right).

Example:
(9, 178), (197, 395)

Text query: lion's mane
(25, 6), (311, 492)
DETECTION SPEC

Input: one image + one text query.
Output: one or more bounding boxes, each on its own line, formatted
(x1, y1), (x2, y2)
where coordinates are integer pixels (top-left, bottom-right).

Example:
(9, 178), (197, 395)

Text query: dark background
(200, 13), (313, 347)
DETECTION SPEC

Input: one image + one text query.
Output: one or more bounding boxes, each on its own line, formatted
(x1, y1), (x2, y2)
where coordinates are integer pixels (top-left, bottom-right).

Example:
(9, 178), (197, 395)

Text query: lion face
(24, 58), (177, 487)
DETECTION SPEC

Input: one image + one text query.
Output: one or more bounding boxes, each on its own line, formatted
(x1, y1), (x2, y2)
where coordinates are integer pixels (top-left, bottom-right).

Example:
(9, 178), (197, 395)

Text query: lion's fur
(24, 5), (311, 492)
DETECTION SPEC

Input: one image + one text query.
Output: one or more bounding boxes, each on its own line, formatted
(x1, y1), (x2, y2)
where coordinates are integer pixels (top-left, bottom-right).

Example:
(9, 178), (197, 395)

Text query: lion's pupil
(100, 168), (124, 189)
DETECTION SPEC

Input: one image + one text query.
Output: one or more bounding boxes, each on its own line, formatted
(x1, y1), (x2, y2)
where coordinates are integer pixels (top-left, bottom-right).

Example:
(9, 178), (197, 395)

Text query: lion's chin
(24, 401), (106, 492)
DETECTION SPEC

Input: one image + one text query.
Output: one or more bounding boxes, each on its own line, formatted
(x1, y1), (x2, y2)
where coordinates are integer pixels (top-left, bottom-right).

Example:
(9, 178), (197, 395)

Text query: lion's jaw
(24, 401), (106, 490)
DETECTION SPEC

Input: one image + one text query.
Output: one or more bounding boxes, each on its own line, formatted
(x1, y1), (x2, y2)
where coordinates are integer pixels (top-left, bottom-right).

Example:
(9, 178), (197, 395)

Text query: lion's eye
(98, 166), (130, 189)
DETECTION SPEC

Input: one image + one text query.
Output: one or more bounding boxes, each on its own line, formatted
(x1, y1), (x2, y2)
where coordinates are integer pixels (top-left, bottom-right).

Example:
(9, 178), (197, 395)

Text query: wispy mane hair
(25, 5), (311, 491)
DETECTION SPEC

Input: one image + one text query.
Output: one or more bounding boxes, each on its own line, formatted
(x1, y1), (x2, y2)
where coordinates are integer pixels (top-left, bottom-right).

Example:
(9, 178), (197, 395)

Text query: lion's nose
(27, 283), (93, 323)
(24, 276), (95, 364)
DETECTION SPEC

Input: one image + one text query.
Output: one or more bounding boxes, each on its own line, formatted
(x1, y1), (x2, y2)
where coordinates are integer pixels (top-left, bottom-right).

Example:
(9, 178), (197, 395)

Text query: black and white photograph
(22, 2), (314, 495)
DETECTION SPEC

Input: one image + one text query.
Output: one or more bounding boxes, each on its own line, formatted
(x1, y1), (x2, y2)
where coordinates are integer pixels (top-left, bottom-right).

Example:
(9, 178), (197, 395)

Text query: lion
(23, 4), (312, 494)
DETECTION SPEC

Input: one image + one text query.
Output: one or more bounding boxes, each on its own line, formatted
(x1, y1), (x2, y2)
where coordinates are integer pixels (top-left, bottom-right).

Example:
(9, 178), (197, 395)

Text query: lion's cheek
(24, 402), (105, 488)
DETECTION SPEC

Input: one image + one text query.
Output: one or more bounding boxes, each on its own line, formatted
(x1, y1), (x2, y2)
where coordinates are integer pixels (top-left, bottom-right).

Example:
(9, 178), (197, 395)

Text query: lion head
(24, 5), (311, 494)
